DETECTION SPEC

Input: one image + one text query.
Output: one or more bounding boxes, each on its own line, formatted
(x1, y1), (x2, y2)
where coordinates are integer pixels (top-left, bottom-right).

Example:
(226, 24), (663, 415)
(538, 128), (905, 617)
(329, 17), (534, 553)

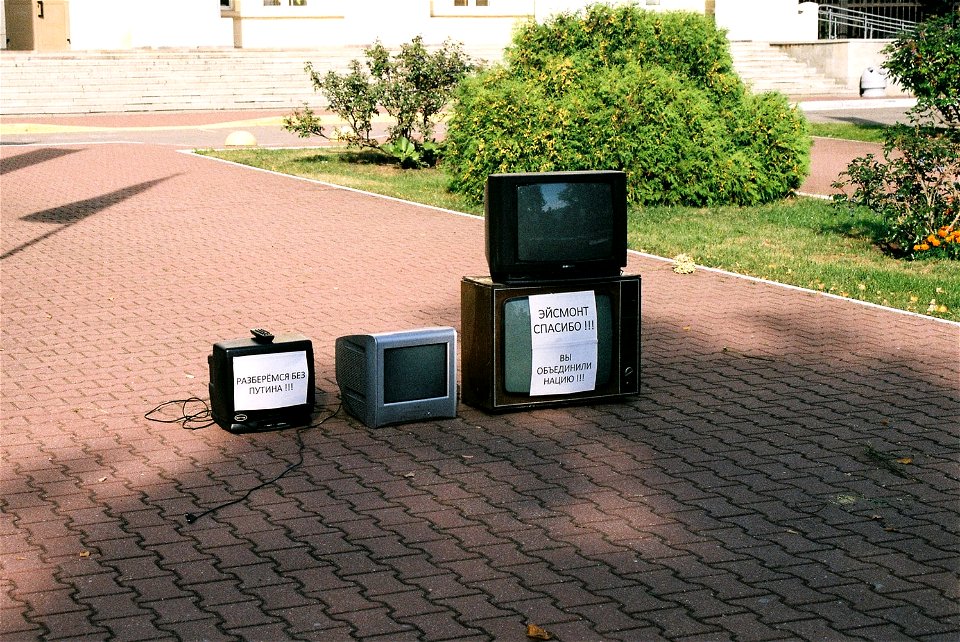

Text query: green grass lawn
(630, 200), (956, 320)
(202, 147), (484, 216)
(198, 146), (957, 322)
(807, 122), (890, 144)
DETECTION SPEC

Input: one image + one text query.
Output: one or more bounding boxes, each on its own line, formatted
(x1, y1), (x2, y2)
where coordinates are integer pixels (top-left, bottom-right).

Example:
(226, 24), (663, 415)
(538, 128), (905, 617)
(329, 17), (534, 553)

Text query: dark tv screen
(383, 344), (448, 404)
(517, 182), (614, 262)
(485, 170), (627, 283)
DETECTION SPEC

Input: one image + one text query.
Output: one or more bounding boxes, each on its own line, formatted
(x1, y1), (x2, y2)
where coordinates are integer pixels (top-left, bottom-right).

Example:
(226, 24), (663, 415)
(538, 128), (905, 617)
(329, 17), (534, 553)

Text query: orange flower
(919, 243), (931, 251)
(931, 238), (941, 247)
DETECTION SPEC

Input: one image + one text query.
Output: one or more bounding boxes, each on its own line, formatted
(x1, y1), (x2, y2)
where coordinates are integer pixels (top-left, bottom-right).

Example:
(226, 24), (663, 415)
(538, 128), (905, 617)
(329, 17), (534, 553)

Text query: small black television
(485, 170), (628, 284)
(460, 275), (640, 412)
(335, 327), (458, 428)
(208, 330), (316, 433)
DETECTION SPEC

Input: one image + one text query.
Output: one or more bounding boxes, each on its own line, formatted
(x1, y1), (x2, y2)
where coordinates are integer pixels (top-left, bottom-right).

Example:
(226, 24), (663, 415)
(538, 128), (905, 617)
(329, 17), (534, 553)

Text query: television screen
(336, 327), (457, 428)
(517, 182), (614, 262)
(208, 331), (316, 433)
(383, 343), (448, 403)
(486, 170), (627, 284)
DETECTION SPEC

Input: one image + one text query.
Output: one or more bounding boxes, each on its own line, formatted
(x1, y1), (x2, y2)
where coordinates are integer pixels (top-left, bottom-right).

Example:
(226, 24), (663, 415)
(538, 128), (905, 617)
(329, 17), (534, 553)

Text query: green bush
(285, 59), (380, 147)
(365, 37), (474, 143)
(833, 123), (960, 260)
(505, 4), (738, 105)
(883, 13), (960, 125)
(284, 36), (474, 166)
(833, 14), (960, 260)
(443, 4), (809, 205)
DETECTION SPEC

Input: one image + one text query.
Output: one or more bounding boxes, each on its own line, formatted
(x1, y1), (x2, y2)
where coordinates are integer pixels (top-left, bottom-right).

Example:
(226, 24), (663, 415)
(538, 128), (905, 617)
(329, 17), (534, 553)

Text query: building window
(263, 0), (308, 5)
(435, 0), (528, 16)
(436, 0), (529, 16)
(220, 0), (233, 8)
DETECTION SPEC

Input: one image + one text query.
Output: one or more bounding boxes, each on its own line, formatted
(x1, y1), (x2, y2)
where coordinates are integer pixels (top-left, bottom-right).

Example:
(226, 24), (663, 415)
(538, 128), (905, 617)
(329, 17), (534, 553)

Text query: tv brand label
(233, 351), (309, 411)
(528, 291), (598, 396)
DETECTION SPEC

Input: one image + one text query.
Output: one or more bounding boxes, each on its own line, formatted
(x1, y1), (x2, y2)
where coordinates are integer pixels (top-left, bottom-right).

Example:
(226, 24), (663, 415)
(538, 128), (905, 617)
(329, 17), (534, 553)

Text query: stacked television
(461, 170), (641, 412)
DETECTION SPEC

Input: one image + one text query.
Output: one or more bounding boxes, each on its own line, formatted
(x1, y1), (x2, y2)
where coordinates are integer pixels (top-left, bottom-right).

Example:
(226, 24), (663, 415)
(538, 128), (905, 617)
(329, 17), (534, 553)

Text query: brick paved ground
(1, 117), (958, 641)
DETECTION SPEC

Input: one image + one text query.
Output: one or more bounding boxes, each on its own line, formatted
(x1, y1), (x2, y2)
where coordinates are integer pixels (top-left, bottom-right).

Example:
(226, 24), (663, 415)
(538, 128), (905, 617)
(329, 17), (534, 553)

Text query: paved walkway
(797, 97), (913, 197)
(1, 109), (958, 641)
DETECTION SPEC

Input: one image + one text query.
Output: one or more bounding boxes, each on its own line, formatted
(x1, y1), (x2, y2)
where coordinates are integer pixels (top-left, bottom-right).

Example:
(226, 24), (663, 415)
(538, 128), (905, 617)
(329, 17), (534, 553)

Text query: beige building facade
(2, 0), (821, 52)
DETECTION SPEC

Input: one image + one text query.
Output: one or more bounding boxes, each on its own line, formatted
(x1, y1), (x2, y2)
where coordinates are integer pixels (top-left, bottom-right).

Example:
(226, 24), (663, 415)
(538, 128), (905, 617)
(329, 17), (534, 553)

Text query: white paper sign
(233, 351), (309, 411)
(528, 291), (598, 396)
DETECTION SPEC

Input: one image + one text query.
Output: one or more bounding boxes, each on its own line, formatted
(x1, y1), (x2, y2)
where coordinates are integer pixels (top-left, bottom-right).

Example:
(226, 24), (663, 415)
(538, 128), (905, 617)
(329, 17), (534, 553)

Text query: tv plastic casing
(208, 333), (316, 433)
(460, 275), (640, 412)
(485, 170), (628, 284)
(335, 327), (458, 428)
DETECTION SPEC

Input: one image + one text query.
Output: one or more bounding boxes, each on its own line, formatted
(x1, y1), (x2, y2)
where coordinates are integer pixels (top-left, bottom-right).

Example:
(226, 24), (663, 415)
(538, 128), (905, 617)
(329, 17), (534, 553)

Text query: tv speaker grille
(335, 340), (366, 397)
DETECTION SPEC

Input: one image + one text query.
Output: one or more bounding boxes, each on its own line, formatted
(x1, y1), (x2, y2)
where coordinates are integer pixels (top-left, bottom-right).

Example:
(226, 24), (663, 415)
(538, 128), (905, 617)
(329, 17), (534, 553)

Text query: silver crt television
(335, 327), (457, 428)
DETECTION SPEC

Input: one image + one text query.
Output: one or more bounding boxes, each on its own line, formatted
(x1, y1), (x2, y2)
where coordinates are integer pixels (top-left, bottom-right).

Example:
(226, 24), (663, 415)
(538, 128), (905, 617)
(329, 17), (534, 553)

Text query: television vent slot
(336, 342), (366, 394)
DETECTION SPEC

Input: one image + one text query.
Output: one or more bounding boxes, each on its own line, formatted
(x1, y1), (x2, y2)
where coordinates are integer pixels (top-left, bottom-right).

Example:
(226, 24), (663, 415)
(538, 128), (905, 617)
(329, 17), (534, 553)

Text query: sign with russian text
(528, 291), (598, 396)
(233, 351), (309, 410)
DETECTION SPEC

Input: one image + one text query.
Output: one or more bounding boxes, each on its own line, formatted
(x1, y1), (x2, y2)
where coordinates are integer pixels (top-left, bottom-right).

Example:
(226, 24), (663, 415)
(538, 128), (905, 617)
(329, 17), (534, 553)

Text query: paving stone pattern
(1, 137), (958, 642)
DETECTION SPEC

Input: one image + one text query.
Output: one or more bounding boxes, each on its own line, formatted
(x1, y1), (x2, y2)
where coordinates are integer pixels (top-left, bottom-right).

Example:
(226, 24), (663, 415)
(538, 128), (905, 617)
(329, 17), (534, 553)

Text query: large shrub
(505, 4), (740, 107)
(833, 13), (959, 260)
(443, 4), (809, 205)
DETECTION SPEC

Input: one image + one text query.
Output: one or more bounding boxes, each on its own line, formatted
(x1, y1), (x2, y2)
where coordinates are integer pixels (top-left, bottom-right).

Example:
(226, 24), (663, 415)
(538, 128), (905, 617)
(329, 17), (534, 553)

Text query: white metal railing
(818, 5), (917, 39)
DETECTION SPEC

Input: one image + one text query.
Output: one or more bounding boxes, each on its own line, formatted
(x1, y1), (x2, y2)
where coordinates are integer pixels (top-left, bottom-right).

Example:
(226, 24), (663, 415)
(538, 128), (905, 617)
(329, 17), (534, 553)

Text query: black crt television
(335, 327), (458, 428)
(460, 275), (640, 413)
(208, 330), (316, 433)
(485, 170), (628, 284)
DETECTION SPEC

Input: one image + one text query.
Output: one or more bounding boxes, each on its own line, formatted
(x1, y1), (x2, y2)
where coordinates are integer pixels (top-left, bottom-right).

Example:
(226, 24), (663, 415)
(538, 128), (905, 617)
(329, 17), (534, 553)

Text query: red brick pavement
(800, 137), (884, 197)
(1, 123), (958, 641)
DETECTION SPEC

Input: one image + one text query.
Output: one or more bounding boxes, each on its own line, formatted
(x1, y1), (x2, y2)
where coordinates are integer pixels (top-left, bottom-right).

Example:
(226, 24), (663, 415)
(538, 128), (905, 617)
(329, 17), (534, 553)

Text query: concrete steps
(0, 46), (507, 116)
(0, 48), (370, 115)
(729, 41), (856, 97)
(0, 43), (853, 116)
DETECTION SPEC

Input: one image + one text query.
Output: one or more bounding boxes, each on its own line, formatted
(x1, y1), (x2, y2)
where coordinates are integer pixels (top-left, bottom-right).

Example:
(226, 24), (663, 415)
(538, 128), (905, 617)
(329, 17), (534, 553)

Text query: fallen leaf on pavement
(526, 623), (554, 640)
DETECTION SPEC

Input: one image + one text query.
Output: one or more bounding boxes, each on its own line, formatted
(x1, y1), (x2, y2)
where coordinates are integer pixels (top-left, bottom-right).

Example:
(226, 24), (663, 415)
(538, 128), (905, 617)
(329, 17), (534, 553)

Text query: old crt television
(208, 330), (316, 433)
(460, 275), (640, 412)
(485, 170), (628, 283)
(335, 327), (458, 428)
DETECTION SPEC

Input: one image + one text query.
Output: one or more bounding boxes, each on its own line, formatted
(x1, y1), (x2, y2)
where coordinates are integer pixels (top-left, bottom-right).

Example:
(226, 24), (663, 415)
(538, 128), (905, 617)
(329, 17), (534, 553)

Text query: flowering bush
(882, 13), (960, 126)
(834, 13), (960, 260)
(913, 224), (960, 258)
(833, 121), (960, 260)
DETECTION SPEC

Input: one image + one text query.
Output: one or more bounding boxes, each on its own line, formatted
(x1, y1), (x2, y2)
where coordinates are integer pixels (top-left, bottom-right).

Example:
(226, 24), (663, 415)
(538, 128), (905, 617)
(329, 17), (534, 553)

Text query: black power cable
(183, 403), (340, 524)
(144, 396), (215, 430)
(145, 397), (341, 524)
